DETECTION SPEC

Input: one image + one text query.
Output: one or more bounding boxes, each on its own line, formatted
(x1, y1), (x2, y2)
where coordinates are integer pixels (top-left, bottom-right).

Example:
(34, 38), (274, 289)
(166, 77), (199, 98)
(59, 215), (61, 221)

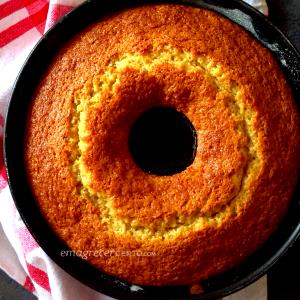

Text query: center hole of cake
(128, 106), (197, 176)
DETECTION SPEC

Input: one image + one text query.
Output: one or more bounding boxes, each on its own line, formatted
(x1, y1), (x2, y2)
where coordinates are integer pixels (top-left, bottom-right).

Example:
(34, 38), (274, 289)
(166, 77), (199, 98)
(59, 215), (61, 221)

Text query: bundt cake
(24, 4), (300, 285)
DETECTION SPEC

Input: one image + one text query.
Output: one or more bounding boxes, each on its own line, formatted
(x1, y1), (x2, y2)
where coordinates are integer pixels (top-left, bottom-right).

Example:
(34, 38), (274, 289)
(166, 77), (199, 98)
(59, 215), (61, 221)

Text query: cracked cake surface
(24, 4), (300, 285)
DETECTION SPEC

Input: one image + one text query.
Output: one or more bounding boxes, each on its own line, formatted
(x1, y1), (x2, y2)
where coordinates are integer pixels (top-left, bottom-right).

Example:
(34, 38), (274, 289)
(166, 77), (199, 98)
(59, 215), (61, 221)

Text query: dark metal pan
(3, 0), (300, 299)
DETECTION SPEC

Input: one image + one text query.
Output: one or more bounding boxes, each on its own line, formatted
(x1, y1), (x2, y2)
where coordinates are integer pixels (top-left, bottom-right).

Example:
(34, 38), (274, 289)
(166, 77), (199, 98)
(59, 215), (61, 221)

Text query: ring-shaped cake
(25, 4), (300, 285)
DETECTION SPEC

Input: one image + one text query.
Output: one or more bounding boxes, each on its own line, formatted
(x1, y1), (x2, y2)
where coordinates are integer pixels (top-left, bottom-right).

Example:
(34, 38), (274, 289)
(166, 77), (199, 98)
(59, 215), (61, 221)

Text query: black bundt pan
(4, 0), (300, 299)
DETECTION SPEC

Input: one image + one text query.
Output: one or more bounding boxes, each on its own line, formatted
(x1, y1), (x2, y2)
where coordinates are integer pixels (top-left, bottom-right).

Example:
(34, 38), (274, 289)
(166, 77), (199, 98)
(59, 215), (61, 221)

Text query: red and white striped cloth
(0, 0), (268, 299)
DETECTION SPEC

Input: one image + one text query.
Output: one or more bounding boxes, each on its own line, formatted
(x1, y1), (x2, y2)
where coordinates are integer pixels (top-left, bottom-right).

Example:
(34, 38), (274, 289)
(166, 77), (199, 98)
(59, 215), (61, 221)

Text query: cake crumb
(189, 283), (203, 295)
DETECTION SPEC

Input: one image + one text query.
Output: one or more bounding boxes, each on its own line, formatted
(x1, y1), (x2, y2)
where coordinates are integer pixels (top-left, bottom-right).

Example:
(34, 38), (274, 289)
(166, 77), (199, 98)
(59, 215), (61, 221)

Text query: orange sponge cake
(24, 4), (300, 285)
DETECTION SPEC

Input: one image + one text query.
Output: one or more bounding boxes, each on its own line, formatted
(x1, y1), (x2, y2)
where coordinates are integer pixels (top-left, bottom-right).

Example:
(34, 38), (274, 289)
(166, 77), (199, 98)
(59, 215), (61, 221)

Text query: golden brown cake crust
(25, 4), (300, 285)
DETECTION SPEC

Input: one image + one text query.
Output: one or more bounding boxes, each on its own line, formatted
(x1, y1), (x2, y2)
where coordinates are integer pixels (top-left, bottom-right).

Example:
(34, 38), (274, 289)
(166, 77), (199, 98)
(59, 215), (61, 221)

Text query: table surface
(0, 0), (300, 299)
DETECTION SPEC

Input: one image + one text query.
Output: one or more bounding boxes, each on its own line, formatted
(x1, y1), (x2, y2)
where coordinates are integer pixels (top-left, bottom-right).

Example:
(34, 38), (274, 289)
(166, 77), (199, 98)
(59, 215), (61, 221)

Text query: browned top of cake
(24, 4), (300, 285)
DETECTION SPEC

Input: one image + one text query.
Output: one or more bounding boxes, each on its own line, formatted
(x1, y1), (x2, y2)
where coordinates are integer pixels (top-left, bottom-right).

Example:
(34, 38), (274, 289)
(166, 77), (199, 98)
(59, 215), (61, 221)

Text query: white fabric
(246, 0), (268, 15)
